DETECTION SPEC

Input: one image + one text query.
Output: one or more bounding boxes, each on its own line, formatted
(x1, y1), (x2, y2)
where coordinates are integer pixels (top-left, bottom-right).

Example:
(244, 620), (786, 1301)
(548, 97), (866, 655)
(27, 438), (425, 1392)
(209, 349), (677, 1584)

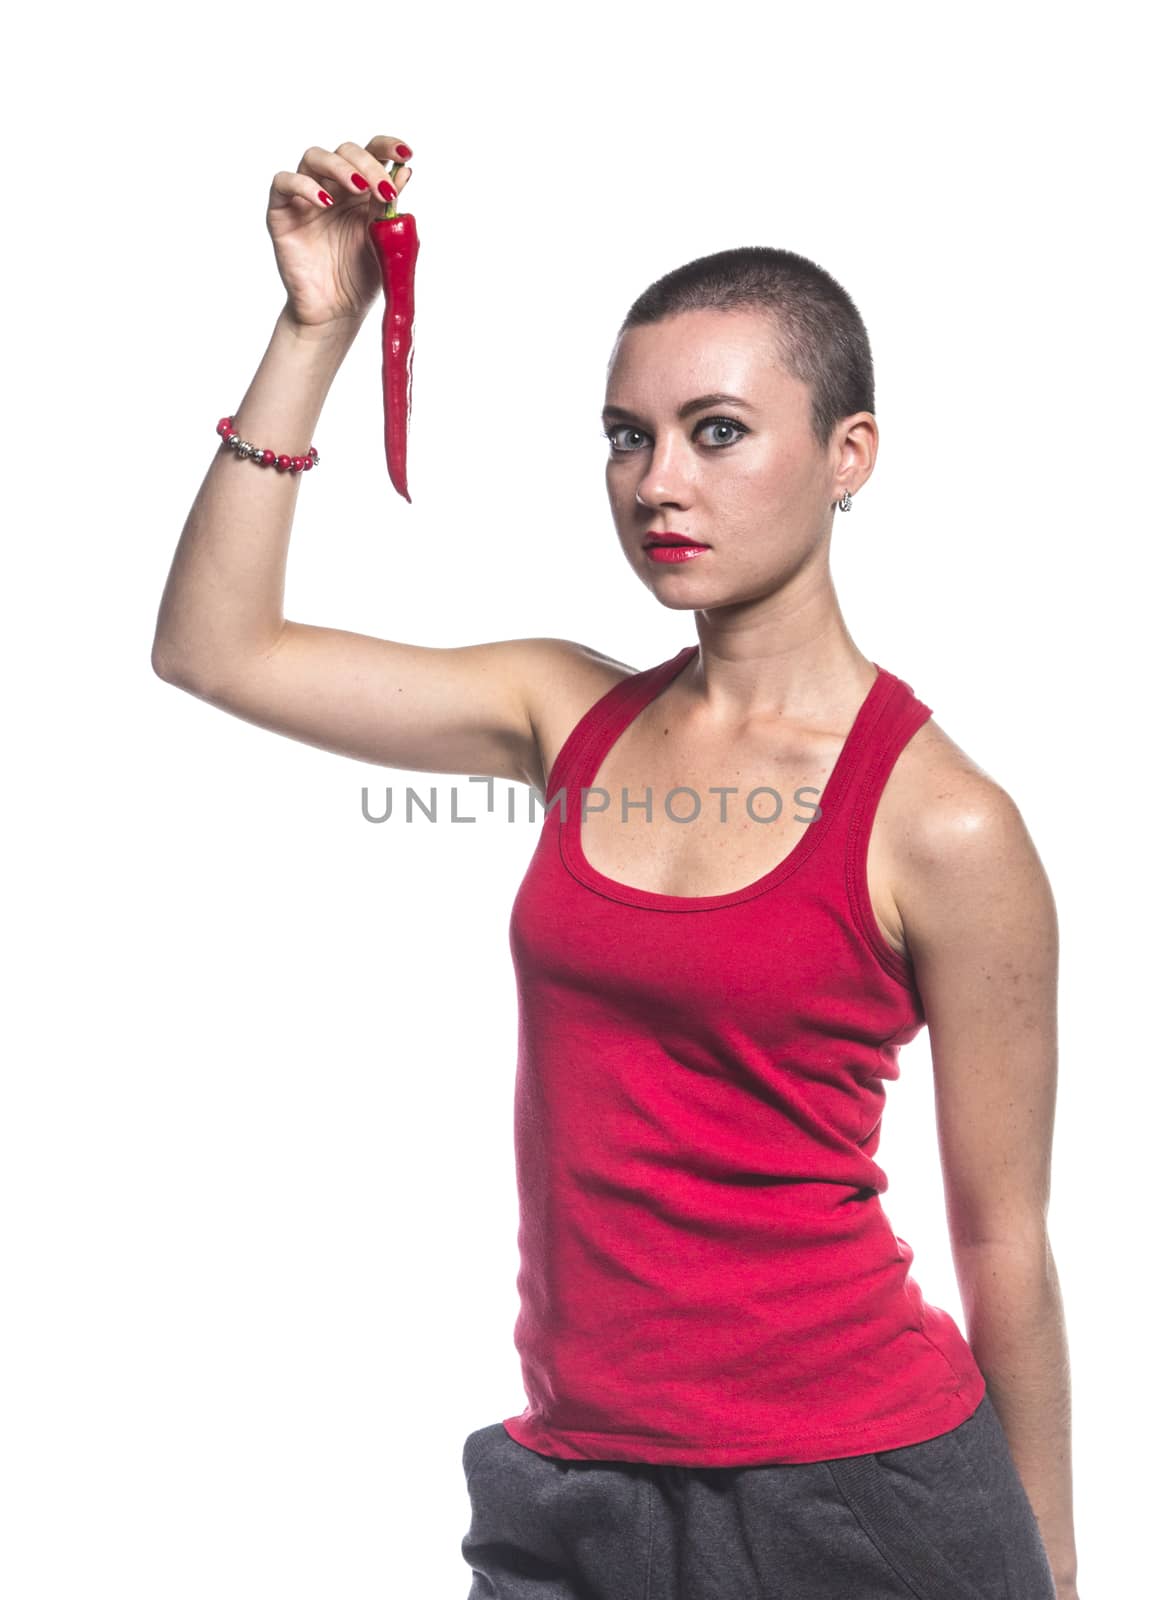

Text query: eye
(602, 425), (647, 453)
(601, 417), (749, 454)
(697, 417), (747, 448)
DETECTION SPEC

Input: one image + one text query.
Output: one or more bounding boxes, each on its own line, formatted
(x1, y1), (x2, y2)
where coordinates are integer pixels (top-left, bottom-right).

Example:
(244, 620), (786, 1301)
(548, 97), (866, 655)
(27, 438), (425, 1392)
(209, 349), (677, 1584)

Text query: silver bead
(226, 432), (240, 448)
(234, 440), (254, 458)
(249, 445), (266, 461)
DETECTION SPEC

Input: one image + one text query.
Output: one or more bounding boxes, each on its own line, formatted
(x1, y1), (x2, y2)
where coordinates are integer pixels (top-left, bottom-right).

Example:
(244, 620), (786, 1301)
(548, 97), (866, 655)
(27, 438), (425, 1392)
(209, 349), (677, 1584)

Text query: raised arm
(150, 134), (551, 790)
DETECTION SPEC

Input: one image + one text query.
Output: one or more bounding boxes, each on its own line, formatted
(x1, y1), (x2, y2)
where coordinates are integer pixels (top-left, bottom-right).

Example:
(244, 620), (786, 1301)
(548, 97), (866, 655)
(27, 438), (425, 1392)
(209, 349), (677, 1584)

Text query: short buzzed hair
(615, 245), (875, 450)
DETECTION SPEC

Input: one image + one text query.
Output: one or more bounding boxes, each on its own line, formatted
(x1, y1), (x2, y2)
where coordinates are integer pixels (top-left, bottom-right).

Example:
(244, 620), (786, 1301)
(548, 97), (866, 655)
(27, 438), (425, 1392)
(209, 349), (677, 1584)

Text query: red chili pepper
(368, 189), (419, 504)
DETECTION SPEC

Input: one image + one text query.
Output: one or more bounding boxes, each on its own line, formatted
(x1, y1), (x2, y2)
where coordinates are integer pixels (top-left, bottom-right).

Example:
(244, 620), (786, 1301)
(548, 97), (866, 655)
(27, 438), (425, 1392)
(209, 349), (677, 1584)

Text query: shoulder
(511, 638), (640, 717)
(878, 710), (1053, 956)
(507, 638), (641, 793)
(882, 712), (1032, 863)
(513, 636), (639, 684)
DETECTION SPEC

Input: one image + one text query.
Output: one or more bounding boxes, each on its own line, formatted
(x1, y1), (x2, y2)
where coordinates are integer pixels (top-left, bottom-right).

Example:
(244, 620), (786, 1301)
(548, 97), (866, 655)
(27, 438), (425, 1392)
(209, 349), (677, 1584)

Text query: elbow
(150, 643), (176, 683)
(150, 641), (183, 684)
(953, 1229), (1059, 1299)
(150, 642), (206, 694)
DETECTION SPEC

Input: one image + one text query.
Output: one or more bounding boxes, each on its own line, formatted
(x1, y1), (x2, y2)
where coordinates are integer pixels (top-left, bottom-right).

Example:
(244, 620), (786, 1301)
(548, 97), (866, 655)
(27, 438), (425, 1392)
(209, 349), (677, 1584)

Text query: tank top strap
(837, 668), (933, 825)
(835, 667), (934, 983)
(544, 644), (699, 806)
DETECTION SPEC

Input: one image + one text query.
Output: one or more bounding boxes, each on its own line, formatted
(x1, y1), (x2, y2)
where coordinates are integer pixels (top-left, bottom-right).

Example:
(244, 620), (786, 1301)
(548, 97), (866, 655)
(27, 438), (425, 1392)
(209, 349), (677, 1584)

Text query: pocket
(824, 1425), (1005, 1600)
(944, 1397), (1055, 1595)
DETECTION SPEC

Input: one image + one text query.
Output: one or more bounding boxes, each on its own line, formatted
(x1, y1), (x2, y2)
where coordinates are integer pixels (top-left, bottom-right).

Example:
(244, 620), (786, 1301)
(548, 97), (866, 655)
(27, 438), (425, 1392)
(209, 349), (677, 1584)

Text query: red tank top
(501, 644), (987, 1465)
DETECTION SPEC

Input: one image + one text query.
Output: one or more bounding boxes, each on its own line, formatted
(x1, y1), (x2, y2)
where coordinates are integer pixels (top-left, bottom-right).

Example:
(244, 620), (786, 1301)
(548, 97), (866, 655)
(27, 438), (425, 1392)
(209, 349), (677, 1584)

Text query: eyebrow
(600, 392), (756, 425)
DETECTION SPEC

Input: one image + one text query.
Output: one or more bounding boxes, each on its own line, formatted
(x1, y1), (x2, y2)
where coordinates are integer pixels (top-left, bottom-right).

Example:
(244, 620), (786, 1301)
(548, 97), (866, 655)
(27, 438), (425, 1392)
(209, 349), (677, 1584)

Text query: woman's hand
(266, 134), (414, 331)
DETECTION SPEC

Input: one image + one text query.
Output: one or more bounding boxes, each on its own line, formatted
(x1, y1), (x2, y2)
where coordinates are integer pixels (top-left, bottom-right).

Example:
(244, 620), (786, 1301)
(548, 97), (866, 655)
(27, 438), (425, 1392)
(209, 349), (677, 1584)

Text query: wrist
(277, 304), (364, 348)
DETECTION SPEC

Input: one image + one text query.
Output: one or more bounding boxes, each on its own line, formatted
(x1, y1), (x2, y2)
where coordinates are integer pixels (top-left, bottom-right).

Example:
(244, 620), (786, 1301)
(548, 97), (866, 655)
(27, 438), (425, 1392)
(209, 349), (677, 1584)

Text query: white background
(3, 2), (1169, 1595)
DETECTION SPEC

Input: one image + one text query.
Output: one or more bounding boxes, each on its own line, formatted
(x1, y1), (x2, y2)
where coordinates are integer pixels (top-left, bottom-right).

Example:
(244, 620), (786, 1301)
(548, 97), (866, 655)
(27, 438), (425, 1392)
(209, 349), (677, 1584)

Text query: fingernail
(350, 172), (369, 191)
(394, 144), (413, 159)
(317, 190), (334, 207)
(377, 179), (394, 201)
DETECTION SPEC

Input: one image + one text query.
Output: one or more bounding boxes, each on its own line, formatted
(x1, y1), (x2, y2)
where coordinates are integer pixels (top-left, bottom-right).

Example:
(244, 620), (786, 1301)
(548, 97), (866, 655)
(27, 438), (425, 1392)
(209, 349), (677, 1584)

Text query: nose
(634, 434), (693, 511)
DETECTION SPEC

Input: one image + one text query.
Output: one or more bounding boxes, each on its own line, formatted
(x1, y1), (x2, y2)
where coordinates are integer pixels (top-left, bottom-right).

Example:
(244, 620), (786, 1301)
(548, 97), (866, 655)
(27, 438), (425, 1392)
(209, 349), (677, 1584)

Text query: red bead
(213, 420), (319, 472)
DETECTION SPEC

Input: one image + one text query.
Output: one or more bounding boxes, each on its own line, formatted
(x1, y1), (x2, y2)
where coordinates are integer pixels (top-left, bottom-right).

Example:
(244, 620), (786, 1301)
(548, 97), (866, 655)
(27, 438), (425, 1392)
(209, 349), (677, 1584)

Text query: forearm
(955, 1234), (1079, 1596)
(151, 305), (363, 686)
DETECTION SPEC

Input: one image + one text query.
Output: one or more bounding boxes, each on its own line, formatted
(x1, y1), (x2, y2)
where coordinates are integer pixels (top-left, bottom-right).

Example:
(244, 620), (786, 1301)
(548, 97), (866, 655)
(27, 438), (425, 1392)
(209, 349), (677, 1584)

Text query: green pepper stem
(382, 160), (402, 218)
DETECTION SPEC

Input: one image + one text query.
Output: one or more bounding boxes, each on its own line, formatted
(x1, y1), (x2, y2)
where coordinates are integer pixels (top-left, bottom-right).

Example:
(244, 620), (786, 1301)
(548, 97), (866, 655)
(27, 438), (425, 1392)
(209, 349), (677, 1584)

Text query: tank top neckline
(557, 643), (898, 913)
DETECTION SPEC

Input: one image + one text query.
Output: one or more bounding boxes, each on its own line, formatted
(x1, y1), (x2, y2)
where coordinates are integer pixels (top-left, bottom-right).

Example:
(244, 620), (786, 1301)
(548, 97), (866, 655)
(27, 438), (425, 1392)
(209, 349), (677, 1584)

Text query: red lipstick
(643, 531), (709, 564)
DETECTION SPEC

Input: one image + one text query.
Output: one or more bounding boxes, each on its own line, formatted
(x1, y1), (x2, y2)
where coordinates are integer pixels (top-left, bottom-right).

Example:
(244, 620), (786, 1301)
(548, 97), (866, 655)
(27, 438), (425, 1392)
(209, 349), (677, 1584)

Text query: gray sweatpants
(459, 1393), (1057, 1598)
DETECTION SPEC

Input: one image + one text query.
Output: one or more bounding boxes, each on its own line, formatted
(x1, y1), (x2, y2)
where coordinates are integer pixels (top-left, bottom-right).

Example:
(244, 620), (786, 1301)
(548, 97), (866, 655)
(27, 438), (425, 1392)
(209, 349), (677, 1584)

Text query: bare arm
(150, 303), (552, 787)
(151, 304), (360, 680)
(898, 770), (1079, 1598)
(168, 621), (562, 788)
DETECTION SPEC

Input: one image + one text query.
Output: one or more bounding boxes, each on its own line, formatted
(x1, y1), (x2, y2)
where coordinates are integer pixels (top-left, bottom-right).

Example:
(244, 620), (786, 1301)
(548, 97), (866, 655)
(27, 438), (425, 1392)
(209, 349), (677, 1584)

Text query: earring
(837, 489), (853, 513)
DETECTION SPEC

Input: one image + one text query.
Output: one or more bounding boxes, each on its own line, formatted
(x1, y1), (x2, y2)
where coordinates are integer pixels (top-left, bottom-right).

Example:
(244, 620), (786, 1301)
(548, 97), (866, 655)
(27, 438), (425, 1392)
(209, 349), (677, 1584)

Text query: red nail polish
(378, 179), (394, 201)
(317, 190), (334, 206)
(350, 172), (369, 191)
(394, 144), (412, 159)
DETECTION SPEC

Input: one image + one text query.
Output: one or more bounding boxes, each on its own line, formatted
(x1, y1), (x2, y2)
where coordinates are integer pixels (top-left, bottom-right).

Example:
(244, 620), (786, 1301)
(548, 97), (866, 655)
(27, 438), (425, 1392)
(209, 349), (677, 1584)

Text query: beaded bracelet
(216, 415), (320, 473)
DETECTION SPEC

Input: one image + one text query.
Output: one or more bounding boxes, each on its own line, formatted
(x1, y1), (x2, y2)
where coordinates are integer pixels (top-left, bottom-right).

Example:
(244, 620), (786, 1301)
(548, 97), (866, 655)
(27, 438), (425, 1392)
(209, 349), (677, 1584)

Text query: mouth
(641, 532), (710, 550)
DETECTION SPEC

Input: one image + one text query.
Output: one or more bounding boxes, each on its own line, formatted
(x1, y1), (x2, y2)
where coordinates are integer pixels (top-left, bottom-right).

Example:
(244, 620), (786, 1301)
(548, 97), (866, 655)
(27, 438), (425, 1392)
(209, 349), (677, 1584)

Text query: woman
(152, 133), (1078, 1600)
